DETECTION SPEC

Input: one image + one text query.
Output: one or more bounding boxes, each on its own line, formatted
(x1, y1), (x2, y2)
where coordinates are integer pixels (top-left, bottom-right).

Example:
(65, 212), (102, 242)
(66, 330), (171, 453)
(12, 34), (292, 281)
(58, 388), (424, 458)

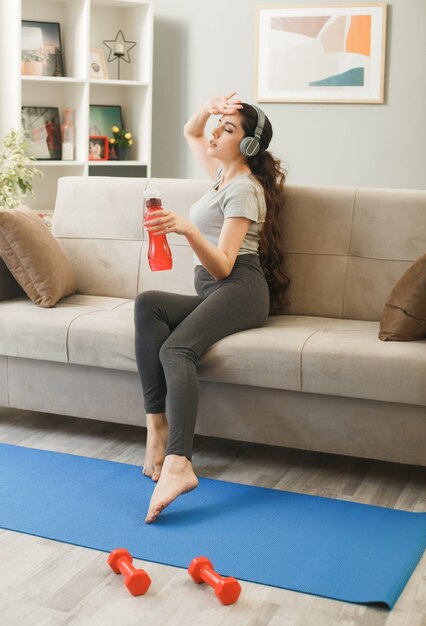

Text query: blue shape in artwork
(309, 67), (364, 87)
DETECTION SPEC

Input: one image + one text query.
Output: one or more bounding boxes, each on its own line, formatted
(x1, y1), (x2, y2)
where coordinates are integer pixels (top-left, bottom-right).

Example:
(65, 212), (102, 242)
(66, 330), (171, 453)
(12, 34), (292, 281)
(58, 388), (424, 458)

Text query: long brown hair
(240, 103), (290, 314)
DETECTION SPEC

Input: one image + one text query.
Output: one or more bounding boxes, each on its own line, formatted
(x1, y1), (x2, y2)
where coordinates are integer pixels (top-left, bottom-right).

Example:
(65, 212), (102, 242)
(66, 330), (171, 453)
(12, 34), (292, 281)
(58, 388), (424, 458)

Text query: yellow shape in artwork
(346, 15), (371, 57)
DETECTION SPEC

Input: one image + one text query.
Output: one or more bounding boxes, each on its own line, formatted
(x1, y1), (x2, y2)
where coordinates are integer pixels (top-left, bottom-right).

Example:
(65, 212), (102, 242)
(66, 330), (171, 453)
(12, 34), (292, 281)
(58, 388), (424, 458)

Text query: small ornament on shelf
(103, 30), (137, 80)
(36, 212), (53, 230)
(109, 126), (133, 160)
(61, 108), (75, 161)
(21, 49), (49, 76)
(89, 136), (109, 161)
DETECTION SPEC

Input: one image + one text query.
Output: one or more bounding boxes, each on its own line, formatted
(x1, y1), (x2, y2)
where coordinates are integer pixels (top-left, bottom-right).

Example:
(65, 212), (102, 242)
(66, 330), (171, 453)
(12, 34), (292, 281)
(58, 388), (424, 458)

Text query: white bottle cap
(144, 188), (162, 207)
(144, 188), (161, 200)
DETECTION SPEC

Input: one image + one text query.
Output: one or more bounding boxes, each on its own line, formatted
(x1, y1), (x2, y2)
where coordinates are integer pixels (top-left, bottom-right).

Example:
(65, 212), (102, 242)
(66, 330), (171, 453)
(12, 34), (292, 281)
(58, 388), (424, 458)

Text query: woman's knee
(159, 340), (199, 370)
(134, 290), (160, 322)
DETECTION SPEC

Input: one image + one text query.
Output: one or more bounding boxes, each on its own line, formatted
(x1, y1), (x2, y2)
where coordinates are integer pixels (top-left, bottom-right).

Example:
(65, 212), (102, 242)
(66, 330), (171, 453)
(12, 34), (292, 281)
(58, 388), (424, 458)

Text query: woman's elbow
(183, 124), (198, 139)
(213, 270), (229, 281)
(213, 259), (234, 281)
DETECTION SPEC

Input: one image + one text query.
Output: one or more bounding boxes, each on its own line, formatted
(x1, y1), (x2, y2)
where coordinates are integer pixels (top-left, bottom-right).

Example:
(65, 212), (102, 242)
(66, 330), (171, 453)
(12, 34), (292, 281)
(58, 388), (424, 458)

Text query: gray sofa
(0, 176), (425, 465)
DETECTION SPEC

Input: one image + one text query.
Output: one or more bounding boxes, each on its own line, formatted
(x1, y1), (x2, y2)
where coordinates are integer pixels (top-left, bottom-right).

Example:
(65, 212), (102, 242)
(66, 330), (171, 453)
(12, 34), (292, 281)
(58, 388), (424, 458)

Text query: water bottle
(144, 189), (173, 271)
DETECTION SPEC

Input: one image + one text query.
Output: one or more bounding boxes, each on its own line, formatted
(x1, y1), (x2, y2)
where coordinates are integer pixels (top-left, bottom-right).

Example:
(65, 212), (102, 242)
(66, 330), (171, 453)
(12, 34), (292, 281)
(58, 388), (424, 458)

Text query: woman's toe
(145, 502), (165, 523)
(145, 509), (159, 523)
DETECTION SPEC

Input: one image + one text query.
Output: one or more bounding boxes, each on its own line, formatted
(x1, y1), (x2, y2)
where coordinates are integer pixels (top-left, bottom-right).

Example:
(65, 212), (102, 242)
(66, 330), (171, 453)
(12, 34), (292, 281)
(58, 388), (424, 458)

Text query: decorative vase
(24, 61), (44, 76)
(116, 146), (130, 161)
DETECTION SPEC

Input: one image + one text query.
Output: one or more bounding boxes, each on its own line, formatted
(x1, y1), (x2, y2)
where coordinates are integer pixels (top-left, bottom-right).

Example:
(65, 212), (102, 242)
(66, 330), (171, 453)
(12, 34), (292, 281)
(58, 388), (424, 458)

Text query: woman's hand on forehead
(207, 92), (243, 116)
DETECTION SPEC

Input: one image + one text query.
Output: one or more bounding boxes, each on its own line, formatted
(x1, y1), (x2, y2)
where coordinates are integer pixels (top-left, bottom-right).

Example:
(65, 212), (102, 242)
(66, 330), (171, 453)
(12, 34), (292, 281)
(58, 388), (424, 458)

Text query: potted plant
(0, 128), (42, 211)
(22, 49), (49, 76)
(109, 125), (133, 160)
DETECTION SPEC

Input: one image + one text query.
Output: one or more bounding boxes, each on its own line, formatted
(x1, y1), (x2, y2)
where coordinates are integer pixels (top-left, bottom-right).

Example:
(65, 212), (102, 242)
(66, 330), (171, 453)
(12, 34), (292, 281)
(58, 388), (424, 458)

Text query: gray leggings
(134, 254), (269, 460)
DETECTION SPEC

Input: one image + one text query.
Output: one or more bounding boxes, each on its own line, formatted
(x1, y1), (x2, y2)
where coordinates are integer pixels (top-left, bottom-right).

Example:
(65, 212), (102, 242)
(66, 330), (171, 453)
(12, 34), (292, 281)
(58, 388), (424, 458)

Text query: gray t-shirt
(189, 169), (267, 265)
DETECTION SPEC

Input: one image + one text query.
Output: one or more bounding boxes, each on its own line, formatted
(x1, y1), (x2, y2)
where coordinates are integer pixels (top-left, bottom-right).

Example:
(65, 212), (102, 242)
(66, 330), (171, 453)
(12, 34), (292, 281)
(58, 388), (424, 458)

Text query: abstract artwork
(256, 4), (387, 103)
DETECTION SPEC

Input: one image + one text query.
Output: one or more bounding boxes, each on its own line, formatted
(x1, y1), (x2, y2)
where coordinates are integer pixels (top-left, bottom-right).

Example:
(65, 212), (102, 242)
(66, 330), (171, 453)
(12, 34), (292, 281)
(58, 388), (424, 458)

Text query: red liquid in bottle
(144, 194), (173, 271)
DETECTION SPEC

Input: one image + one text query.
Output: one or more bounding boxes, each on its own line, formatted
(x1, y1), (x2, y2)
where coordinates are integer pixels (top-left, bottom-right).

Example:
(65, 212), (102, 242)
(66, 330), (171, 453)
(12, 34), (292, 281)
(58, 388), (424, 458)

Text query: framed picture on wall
(256, 4), (387, 103)
(21, 106), (62, 160)
(89, 105), (123, 159)
(21, 20), (64, 77)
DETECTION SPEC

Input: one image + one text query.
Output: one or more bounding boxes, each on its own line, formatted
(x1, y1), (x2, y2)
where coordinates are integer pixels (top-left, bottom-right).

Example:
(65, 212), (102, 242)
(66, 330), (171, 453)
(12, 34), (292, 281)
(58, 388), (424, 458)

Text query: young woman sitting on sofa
(134, 92), (289, 523)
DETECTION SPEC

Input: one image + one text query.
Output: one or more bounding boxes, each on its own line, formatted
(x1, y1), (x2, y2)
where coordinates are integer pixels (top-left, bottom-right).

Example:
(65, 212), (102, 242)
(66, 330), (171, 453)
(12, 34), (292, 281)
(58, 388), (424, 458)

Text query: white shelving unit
(0, 0), (153, 212)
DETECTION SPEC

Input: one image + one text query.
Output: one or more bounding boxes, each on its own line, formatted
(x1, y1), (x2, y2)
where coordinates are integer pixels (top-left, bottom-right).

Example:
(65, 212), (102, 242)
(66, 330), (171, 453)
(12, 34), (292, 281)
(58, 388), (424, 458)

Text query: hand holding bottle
(144, 189), (173, 271)
(144, 192), (192, 237)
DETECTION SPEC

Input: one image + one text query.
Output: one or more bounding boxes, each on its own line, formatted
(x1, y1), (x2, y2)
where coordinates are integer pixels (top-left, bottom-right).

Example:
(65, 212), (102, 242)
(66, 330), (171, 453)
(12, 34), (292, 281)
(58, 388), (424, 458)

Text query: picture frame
(89, 105), (123, 160)
(21, 20), (64, 77)
(90, 48), (109, 79)
(89, 136), (109, 161)
(256, 4), (387, 103)
(21, 106), (62, 160)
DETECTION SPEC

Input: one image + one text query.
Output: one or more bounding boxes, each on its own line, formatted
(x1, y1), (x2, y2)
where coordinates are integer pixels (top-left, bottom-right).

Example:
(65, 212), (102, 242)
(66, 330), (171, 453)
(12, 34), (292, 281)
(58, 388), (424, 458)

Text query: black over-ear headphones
(240, 105), (266, 158)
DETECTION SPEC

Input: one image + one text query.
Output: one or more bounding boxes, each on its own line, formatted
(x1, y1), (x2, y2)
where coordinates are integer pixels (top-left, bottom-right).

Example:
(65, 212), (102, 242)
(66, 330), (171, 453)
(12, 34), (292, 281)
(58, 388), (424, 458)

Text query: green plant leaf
(0, 128), (42, 210)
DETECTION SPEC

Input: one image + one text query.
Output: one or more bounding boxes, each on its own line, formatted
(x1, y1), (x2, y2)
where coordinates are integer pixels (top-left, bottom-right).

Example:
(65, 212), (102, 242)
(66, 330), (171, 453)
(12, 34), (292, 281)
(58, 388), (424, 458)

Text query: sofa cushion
(67, 300), (136, 371)
(0, 295), (131, 363)
(0, 207), (77, 307)
(198, 315), (331, 392)
(343, 188), (426, 321)
(282, 186), (355, 319)
(302, 319), (426, 406)
(379, 254), (426, 341)
(57, 238), (143, 299)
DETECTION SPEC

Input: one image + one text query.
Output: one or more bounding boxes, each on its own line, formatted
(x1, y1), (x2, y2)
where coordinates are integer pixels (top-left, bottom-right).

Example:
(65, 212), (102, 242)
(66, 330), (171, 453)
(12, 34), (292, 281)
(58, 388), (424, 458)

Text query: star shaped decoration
(103, 30), (137, 64)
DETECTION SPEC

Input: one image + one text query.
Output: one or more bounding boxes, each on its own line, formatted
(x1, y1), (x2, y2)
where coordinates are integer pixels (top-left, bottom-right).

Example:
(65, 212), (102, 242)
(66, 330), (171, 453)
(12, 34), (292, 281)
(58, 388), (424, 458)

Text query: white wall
(151, 0), (426, 189)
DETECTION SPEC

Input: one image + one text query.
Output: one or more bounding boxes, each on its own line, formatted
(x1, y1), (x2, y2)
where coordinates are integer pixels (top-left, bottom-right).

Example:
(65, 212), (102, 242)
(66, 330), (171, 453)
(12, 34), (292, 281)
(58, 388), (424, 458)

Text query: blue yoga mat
(0, 443), (424, 608)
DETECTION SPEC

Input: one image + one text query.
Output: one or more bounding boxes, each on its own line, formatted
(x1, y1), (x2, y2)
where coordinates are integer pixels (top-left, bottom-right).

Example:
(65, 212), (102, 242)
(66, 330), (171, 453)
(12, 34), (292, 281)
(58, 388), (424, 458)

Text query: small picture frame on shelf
(21, 106), (62, 160)
(89, 136), (109, 161)
(89, 105), (123, 160)
(21, 20), (64, 77)
(90, 49), (109, 80)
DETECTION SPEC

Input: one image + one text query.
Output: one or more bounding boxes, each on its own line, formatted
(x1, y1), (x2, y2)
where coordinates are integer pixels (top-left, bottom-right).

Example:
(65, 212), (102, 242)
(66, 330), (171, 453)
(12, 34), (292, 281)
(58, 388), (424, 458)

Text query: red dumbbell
(188, 556), (242, 605)
(107, 548), (151, 596)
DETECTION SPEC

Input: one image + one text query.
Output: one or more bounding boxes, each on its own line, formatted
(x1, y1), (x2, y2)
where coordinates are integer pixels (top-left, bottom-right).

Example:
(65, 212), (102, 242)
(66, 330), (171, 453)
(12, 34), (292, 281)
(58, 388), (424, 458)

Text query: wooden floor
(0, 407), (425, 626)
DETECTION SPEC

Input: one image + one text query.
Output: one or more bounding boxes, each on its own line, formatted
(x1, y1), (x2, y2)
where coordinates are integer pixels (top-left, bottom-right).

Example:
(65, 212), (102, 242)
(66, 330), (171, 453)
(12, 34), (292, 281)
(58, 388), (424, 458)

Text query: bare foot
(142, 413), (168, 482)
(145, 455), (198, 523)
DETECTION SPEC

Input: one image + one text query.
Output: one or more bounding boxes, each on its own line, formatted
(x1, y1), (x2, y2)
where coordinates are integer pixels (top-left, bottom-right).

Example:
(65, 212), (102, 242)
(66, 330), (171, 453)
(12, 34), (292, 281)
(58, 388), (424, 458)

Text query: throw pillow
(379, 253), (426, 341)
(0, 206), (77, 307)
